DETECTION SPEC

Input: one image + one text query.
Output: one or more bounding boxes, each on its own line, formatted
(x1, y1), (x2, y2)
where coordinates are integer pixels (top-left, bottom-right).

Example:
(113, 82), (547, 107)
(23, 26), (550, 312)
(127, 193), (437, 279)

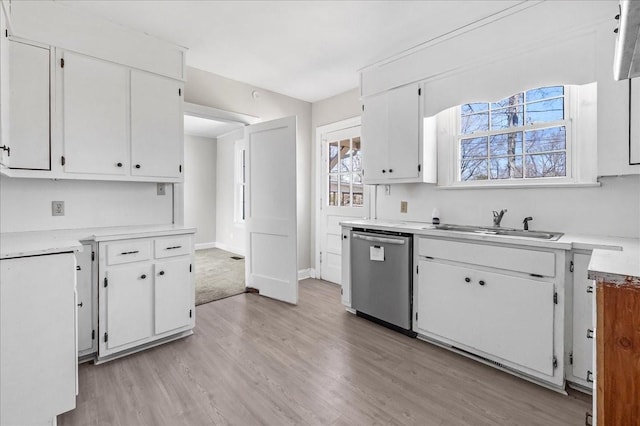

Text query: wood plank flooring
(59, 279), (591, 426)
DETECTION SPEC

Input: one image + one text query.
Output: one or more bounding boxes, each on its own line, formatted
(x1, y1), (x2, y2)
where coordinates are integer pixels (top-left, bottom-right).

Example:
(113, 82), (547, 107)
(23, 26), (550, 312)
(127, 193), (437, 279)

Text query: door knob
(159, 271), (165, 276)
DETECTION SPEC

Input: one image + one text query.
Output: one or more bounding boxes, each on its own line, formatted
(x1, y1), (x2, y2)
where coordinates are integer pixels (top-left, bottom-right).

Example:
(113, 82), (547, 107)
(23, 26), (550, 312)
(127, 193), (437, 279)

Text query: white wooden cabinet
(77, 243), (97, 357)
(567, 251), (594, 390)
(131, 70), (184, 178)
(414, 236), (566, 389)
(61, 51), (129, 175)
(0, 252), (77, 425)
(0, 38), (51, 170)
(97, 233), (194, 362)
(361, 82), (436, 184)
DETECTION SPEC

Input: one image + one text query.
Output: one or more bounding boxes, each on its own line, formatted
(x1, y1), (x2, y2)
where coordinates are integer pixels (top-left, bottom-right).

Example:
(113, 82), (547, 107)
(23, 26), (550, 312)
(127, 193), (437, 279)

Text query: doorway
(316, 117), (370, 284)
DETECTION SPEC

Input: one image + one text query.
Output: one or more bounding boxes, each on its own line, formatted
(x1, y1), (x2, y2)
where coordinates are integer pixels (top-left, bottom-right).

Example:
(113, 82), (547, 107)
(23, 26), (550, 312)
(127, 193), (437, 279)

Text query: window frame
(450, 86), (580, 188)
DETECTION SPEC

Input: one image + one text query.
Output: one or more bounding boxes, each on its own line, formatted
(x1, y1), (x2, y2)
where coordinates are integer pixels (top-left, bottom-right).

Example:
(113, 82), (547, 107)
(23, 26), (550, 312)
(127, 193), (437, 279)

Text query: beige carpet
(195, 248), (246, 306)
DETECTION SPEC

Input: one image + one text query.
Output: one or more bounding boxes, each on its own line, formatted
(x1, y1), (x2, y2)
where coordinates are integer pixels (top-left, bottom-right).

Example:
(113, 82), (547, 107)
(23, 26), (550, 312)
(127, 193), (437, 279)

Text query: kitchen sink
(424, 224), (563, 241)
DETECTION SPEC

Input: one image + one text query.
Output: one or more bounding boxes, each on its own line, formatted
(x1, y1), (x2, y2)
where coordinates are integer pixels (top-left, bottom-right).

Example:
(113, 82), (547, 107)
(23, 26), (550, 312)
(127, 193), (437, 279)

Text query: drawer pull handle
(159, 271), (165, 276)
(165, 245), (183, 250)
(464, 277), (471, 283)
(120, 250), (140, 255)
(586, 370), (593, 383)
(478, 280), (486, 286)
(140, 274), (147, 279)
(587, 329), (594, 339)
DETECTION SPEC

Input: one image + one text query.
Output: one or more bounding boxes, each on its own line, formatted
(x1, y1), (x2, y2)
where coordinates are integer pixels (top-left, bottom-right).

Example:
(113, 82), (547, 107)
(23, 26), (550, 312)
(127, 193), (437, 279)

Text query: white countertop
(1, 225), (196, 259)
(340, 219), (639, 278)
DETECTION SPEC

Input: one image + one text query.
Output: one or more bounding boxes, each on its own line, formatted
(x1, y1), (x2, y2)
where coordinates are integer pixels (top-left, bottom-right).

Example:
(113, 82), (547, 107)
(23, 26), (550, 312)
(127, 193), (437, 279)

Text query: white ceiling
(183, 115), (244, 139)
(55, 0), (522, 103)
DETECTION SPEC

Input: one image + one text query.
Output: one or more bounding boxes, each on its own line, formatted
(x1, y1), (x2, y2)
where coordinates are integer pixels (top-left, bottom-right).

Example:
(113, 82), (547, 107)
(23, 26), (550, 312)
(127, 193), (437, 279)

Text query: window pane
(490, 156), (523, 179)
(461, 137), (488, 159)
(491, 106), (523, 130)
(341, 191), (351, 207)
(526, 86), (563, 102)
(490, 132), (522, 156)
(461, 102), (489, 114)
(352, 137), (362, 172)
(329, 142), (339, 173)
(491, 93), (523, 109)
(461, 158), (488, 181)
(353, 173), (362, 183)
(328, 175), (338, 206)
(352, 179), (364, 207)
(525, 126), (566, 153)
(340, 174), (351, 184)
(525, 152), (566, 177)
(461, 112), (489, 134)
(339, 139), (350, 172)
(526, 98), (564, 124)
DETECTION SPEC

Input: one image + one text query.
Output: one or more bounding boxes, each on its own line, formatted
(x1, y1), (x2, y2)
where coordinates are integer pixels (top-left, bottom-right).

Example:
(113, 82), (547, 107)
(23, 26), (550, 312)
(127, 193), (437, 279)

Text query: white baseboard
(298, 268), (313, 280)
(195, 241), (245, 256)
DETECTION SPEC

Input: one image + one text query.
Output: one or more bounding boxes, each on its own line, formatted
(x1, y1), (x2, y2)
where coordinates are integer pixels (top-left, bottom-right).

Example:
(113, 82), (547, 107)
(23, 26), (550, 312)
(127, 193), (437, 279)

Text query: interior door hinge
(61, 156), (65, 166)
(189, 264), (192, 273)
(340, 288), (343, 295)
(319, 252), (322, 263)
(60, 58), (65, 68)
(553, 292), (558, 304)
(91, 251), (95, 262)
(418, 164), (421, 172)
(415, 312), (418, 321)
(92, 329), (95, 340)
(179, 164), (182, 173)
(570, 260), (574, 272)
(178, 88), (182, 96)
(104, 277), (108, 288)
(189, 309), (192, 318)
(362, 105), (364, 111)
(418, 88), (422, 96)
(104, 332), (108, 343)
(5, 29), (7, 38)
(416, 265), (419, 274)
(553, 356), (558, 369)
(569, 352), (573, 365)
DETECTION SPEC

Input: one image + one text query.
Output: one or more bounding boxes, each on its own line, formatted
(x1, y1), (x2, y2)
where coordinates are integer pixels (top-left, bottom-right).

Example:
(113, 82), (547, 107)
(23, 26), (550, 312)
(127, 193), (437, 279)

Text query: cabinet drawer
(418, 238), (555, 277)
(154, 235), (191, 259)
(106, 240), (152, 265)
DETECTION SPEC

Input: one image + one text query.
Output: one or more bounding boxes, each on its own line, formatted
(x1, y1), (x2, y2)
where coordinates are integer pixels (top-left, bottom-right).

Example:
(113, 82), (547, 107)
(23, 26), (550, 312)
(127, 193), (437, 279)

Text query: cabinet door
(62, 51), (128, 175)
(3, 40), (50, 170)
(104, 264), (153, 350)
(361, 90), (389, 182)
(154, 257), (193, 335)
(131, 70), (183, 178)
(571, 252), (593, 383)
(418, 260), (555, 376)
(387, 84), (421, 179)
(76, 245), (94, 354)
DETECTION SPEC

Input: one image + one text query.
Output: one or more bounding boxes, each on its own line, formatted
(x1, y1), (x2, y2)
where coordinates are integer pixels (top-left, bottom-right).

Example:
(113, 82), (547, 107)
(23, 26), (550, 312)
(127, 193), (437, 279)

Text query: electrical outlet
(400, 201), (408, 213)
(157, 183), (166, 196)
(52, 201), (65, 216)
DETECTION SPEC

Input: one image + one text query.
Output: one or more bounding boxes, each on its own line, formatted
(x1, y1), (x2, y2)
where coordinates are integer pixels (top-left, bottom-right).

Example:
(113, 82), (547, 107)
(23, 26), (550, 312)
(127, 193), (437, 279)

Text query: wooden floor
(59, 279), (590, 426)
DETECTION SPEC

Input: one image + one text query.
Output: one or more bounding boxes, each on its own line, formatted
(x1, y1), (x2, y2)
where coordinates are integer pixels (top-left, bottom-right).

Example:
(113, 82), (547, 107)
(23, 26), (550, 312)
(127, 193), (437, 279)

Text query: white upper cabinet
(361, 82), (435, 184)
(1, 39), (50, 170)
(62, 51), (129, 175)
(131, 70), (183, 179)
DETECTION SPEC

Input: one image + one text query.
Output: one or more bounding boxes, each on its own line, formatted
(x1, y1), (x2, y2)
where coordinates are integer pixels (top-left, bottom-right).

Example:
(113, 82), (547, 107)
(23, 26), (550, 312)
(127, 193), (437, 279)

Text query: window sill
(437, 180), (601, 190)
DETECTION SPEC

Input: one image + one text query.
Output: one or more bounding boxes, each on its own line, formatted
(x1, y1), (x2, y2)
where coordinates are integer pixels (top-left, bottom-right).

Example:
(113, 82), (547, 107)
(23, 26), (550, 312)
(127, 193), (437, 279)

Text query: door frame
(314, 116), (374, 281)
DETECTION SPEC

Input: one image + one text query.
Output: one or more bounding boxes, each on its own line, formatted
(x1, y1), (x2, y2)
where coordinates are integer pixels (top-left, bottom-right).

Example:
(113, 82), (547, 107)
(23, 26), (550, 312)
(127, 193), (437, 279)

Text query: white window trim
(437, 84), (599, 189)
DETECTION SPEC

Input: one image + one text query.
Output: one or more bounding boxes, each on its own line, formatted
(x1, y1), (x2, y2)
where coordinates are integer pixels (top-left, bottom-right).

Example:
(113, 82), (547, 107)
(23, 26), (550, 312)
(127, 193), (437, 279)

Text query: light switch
(157, 183), (166, 196)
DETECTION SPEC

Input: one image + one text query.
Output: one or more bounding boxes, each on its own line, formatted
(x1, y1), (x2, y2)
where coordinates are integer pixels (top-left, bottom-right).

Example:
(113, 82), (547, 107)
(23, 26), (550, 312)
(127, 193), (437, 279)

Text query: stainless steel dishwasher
(350, 229), (415, 337)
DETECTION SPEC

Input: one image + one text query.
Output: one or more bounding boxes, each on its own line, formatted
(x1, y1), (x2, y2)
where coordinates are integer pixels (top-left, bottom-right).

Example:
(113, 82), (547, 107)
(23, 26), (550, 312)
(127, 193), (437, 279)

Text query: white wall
(184, 134), (216, 246)
(0, 175), (173, 233)
(185, 67), (313, 269)
(215, 129), (245, 255)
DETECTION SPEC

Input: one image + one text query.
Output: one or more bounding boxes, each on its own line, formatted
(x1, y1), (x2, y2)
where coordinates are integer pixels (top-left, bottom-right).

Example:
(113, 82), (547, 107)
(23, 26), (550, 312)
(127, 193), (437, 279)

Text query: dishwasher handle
(352, 233), (406, 245)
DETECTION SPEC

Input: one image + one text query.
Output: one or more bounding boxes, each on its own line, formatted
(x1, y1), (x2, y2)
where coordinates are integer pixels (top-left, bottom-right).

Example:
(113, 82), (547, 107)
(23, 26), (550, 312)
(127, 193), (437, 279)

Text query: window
(458, 86), (569, 182)
(327, 135), (363, 207)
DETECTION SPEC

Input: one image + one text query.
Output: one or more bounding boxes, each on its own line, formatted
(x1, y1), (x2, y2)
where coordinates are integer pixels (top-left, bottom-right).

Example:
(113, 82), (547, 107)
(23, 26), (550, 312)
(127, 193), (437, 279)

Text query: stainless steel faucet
(492, 209), (507, 227)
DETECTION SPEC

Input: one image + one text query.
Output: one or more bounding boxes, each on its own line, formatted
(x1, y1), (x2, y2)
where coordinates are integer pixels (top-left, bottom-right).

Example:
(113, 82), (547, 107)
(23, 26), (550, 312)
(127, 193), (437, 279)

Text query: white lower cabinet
(567, 251), (594, 390)
(97, 233), (195, 362)
(414, 237), (565, 389)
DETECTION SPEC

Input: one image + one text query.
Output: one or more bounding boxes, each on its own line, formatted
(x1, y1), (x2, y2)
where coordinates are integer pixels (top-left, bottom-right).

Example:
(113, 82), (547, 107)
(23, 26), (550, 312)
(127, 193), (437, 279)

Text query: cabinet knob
(464, 277), (471, 283)
(77, 302), (83, 307)
(116, 162), (123, 167)
(478, 280), (485, 286)
(140, 274), (147, 279)
(389, 169), (393, 173)
(343, 235), (347, 239)
(135, 164), (141, 169)
(159, 271), (165, 276)
(382, 169), (386, 173)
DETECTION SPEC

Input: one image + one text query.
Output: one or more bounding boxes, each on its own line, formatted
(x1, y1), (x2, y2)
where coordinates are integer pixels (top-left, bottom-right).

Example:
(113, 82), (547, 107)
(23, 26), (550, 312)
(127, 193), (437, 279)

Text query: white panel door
(154, 258), (193, 334)
(62, 51), (129, 175)
(5, 40), (50, 169)
(320, 124), (367, 284)
(245, 116), (298, 304)
(104, 264), (153, 350)
(131, 70), (183, 178)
